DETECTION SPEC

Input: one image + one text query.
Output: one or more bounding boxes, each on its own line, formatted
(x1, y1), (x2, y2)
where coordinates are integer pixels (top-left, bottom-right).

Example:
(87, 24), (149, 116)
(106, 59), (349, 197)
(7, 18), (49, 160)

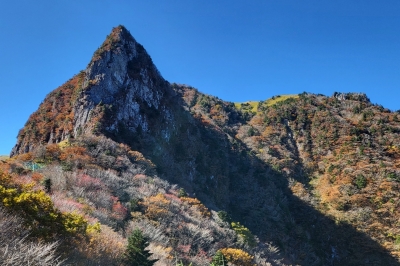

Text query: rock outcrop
(11, 26), (171, 156)
(74, 26), (169, 136)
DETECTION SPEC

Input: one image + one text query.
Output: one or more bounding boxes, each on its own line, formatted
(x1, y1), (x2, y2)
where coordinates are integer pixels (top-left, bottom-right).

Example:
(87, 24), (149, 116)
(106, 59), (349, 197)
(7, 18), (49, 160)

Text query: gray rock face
(73, 26), (168, 136)
(333, 92), (370, 102)
(10, 26), (173, 156)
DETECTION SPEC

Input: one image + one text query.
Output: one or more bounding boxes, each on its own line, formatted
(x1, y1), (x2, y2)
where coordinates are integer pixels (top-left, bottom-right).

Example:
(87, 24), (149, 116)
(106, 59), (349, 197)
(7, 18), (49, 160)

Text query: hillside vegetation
(4, 26), (400, 265)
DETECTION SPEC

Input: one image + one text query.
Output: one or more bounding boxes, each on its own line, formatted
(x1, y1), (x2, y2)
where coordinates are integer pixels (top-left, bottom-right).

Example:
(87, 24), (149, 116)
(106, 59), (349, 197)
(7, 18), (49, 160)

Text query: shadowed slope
(9, 26), (400, 265)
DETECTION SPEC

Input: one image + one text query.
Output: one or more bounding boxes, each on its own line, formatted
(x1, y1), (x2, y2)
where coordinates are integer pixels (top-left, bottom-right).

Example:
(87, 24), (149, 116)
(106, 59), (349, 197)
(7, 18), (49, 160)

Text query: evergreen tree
(210, 250), (228, 266)
(124, 228), (157, 266)
(178, 188), (187, 198)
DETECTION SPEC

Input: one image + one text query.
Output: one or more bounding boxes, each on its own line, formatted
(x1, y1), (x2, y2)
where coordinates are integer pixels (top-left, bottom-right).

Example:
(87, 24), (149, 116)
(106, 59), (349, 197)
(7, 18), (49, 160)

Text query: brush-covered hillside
(2, 25), (400, 266)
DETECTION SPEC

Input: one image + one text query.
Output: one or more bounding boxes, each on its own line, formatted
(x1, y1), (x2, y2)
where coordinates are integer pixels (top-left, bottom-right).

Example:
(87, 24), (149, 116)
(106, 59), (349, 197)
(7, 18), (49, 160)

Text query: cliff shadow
(103, 86), (400, 265)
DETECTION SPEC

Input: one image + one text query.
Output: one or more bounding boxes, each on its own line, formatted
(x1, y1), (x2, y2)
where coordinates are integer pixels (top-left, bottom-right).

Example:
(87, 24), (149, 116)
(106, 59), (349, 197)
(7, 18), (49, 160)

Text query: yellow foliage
(180, 197), (211, 218)
(0, 169), (90, 238)
(142, 193), (171, 220)
(86, 222), (101, 234)
(0, 186), (17, 207)
(220, 248), (254, 266)
(127, 151), (156, 173)
(77, 224), (125, 264)
(62, 212), (89, 234)
(58, 139), (70, 149)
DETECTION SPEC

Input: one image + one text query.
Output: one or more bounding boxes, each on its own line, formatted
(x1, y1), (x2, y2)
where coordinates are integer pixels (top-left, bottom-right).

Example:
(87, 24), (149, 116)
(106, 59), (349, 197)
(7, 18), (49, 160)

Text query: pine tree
(210, 250), (228, 266)
(124, 228), (157, 266)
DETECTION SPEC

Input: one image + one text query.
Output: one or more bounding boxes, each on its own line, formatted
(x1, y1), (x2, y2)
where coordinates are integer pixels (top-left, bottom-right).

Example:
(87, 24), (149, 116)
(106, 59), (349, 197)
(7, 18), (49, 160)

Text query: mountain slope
(8, 26), (400, 265)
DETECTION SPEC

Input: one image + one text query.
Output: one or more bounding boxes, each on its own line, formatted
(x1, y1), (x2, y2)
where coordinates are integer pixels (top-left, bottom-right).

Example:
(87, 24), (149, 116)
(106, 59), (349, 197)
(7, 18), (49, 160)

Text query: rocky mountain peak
(74, 25), (169, 136)
(90, 25), (137, 64)
(11, 25), (170, 156)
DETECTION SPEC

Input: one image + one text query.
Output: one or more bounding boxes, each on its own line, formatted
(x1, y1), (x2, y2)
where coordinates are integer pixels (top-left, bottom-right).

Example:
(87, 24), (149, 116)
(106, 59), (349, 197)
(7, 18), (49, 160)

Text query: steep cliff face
(74, 26), (169, 137)
(11, 26), (171, 156)
(11, 26), (245, 210)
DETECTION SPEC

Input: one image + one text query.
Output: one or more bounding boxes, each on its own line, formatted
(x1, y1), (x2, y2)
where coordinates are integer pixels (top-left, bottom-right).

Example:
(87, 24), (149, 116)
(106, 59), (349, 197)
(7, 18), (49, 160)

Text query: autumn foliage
(142, 193), (171, 220)
(220, 248), (254, 266)
(0, 169), (91, 238)
(14, 72), (85, 154)
(180, 196), (211, 218)
(7, 30), (400, 265)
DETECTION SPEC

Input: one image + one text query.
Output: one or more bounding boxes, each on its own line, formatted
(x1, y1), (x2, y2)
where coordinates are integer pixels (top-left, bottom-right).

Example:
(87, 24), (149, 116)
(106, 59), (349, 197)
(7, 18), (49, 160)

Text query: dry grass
(264, 94), (299, 106)
(234, 101), (259, 112)
(234, 95), (299, 113)
(0, 156), (9, 161)
(0, 208), (63, 266)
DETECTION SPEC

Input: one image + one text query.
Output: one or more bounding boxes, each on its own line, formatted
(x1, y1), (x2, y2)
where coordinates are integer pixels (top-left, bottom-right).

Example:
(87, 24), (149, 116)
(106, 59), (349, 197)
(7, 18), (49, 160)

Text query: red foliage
(164, 193), (181, 202)
(59, 146), (91, 168)
(45, 144), (61, 161)
(177, 244), (191, 253)
(31, 172), (43, 183)
(17, 153), (33, 162)
(196, 249), (208, 259)
(75, 174), (105, 191)
(51, 193), (86, 214)
(111, 200), (128, 221)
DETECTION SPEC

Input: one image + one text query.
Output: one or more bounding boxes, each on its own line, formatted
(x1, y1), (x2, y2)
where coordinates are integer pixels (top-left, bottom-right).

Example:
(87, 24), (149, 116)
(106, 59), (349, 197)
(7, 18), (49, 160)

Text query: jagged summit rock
(11, 25), (170, 156)
(332, 92), (370, 102)
(74, 25), (169, 136)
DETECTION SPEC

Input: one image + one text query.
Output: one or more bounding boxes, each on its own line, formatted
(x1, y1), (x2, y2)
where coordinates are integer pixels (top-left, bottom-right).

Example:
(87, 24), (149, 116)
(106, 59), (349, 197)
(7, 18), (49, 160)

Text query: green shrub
(354, 174), (367, 189)
(178, 188), (187, 198)
(231, 222), (256, 247)
(124, 228), (157, 266)
(211, 250), (228, 266)
(129, 198), (140, 212)
(387, 172), (399, 182)
(217, 211), (231, 224)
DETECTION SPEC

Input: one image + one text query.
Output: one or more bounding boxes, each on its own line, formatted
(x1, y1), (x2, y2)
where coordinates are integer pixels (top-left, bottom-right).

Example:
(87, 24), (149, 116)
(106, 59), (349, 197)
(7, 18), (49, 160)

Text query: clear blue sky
(1, 1), (399, 155)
